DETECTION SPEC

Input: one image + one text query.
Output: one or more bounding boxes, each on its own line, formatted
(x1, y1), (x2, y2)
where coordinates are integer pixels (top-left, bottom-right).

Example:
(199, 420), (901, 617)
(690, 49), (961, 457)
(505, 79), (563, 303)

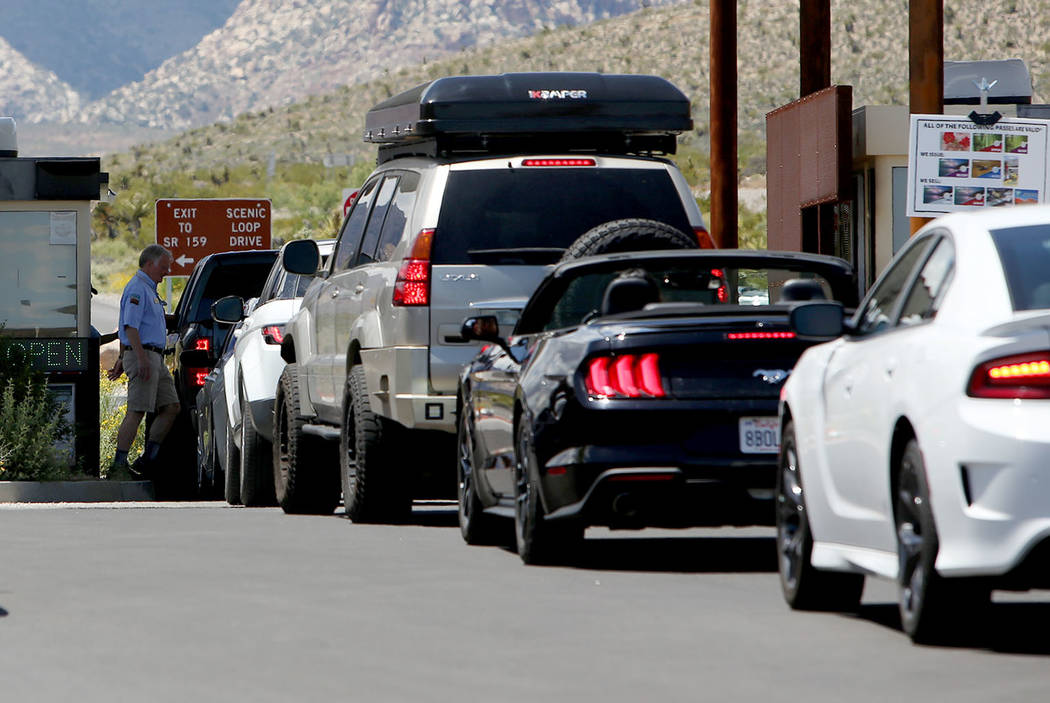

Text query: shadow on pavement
(565, 535), (777, 574)
(854, 600), (1050, 654)
(0, 606), (8, 617)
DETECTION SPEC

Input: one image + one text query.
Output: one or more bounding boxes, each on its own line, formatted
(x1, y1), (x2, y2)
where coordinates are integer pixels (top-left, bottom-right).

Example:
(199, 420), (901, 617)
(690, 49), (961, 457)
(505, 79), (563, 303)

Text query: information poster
(906, 114), (1050, 217)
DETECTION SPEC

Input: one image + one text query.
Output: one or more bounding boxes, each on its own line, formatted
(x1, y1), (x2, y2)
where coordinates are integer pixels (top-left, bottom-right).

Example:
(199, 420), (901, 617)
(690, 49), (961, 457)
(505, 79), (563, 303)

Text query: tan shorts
(124, 349), (179, 413)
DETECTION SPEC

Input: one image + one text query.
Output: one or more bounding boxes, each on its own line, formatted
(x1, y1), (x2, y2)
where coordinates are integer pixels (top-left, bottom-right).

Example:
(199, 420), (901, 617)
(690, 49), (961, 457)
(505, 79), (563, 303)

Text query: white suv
(273, 72), (709, 520)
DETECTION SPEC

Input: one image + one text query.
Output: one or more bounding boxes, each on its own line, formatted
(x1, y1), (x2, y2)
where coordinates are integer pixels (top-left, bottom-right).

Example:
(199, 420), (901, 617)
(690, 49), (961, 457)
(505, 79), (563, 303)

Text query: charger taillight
(262, 325), (285, 345)
(195, 338), (211, 351)
(585, 353), (665, 399)
(968, 351), (1050, 399)
(393, 228), (434, 306)
(188, 368), (209, 388)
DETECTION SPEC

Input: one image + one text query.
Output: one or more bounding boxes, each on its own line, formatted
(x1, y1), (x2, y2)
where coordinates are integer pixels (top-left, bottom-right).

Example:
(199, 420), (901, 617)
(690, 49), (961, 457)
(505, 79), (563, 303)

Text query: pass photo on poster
(1015, 189), (1039, 205)
(972, 160), (1002, 179)
(1004, 157), (1020, 186)
(941, 131), (971, 151)
(1006, 134), (1029, 154)
(923, 185), (954, 204)
(939, 158), (970, 178)
(987, 188), (1013, 207)
(973, 132), (1003, 152)
(954, 187), (985, 206)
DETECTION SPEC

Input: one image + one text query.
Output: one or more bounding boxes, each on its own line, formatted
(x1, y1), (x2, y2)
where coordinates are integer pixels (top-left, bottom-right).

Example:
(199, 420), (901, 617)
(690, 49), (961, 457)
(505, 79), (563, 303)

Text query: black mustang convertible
(456, 249), (857, 564)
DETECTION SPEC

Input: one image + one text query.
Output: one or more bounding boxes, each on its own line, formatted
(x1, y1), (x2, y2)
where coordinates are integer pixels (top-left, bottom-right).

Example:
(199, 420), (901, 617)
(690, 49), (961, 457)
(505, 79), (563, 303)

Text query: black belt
(123, 344), (164, 355)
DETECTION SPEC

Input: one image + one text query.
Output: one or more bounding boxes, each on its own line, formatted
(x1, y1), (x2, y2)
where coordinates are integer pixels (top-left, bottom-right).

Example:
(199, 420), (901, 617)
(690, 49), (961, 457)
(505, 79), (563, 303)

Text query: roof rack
(365, 73), (692, 163)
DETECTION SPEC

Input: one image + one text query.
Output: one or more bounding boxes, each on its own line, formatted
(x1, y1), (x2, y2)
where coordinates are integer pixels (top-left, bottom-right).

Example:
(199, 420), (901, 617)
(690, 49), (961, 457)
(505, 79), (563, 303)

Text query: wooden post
(710, 0), (738, 248)
(800, 0), (831, 96)
(909, 0), (943, 234)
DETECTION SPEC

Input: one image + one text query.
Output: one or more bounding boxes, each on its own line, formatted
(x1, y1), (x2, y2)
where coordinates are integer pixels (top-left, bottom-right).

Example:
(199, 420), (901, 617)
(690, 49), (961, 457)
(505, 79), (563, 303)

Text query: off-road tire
(273, 364), (340, 515)
(341, 365), (411, 523)
(239, 394), (276, 507)
(559, 218), (698, 262)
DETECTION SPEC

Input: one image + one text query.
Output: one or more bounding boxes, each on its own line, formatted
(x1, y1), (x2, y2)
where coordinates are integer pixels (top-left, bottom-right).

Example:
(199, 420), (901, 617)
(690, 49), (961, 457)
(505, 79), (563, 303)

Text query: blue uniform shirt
(118, 270), (167, 348)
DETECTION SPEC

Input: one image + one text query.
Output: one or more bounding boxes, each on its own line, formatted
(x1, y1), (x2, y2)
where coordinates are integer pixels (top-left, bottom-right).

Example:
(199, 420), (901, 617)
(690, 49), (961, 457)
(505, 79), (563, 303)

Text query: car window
(433, 168), (692, 265)
(540, 263), (840, 332)
(332, 178), (379, 272)
(853, 237), (936, 336)
(376, 172), (419, 262)
(898, 236), (954, 326)
(989, 223), (1050, 310)
(355, 176), (398, 267)
(189, 259), (276, 323)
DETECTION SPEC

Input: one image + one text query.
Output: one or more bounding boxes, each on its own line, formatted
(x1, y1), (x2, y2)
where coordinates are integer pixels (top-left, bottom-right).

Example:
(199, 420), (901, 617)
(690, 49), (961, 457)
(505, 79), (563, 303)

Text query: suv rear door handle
(330, 289), (340, 298)
(354, 284), (365, 294)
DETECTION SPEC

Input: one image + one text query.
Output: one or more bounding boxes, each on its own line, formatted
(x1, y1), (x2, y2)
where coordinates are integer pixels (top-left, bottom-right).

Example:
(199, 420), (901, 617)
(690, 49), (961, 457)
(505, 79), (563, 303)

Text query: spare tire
(559, 218), (698, 262)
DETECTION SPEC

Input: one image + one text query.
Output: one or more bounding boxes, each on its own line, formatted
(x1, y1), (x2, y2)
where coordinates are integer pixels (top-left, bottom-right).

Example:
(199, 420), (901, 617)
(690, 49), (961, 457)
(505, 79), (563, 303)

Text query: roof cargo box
(365, 72), (693, 161)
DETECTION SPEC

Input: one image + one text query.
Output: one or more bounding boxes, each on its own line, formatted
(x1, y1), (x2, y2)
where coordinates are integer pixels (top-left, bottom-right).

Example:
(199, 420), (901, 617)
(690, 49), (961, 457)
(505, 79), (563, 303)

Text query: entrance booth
(0, 118), (108, 475)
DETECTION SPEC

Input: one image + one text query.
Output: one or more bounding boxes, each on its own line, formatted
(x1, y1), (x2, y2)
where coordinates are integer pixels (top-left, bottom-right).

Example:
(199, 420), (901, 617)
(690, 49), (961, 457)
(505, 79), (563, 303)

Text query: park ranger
(108, 244), (179, 479)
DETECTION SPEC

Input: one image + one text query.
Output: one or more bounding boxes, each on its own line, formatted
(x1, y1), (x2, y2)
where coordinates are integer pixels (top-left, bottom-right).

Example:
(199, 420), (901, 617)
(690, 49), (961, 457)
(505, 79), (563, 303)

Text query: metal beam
(800, 0), (831, 96)
(710, 0), (738, 248)
(909, 0), (943, 234)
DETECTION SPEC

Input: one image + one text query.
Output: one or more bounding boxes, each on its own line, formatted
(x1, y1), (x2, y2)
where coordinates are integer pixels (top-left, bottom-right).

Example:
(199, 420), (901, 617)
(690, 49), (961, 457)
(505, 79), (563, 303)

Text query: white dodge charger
(777, 205), (1050, 643)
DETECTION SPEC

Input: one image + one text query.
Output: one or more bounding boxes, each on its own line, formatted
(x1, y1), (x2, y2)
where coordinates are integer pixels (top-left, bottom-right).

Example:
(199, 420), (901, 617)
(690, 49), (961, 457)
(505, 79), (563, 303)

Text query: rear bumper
(360, 346), (456, 432)
(540, 444), (776, 528)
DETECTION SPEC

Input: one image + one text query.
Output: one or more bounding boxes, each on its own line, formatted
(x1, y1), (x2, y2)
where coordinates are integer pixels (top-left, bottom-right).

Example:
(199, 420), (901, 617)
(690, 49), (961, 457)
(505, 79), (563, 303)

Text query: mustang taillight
(393, 228), (434, 306)
(522, 158), (596, 167)
(585, 353), (665, 399)
(262, 325), (285, 345)
(968, 351), (1050, 399)
(727, 331), (796, 340)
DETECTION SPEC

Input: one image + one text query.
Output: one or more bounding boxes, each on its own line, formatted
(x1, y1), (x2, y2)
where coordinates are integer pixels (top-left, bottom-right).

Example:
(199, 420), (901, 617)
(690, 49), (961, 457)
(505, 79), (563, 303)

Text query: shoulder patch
(129, 296), (140, 305)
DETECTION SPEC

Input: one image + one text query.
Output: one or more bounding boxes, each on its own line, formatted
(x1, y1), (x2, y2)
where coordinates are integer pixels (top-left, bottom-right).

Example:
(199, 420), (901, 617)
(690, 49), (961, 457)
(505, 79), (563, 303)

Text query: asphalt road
(1, 501), (1048, 703)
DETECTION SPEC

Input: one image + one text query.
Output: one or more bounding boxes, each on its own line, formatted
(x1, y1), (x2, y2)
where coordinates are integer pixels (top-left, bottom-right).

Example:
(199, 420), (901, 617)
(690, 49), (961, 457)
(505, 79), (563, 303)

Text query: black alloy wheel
(224, 417), (242, 506)
(893, 438), (992, 643)
(240, 394), (276, 507)
(513, 415), (581, 565)
(456, 398), (501, 545)
(775, 421), (864, 611)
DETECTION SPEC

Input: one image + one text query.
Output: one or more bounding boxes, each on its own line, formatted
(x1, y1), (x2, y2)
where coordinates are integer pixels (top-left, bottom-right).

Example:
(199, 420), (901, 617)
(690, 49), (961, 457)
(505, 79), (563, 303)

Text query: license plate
(739, 416), (780, 454)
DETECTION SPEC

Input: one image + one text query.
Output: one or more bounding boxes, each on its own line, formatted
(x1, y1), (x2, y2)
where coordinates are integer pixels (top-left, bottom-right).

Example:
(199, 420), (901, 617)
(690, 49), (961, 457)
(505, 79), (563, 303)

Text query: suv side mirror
(461, 316), (501, 343)
(283, 239), (320, 276)
(789, 301), (844, 339)
(212, 295), (245, 324)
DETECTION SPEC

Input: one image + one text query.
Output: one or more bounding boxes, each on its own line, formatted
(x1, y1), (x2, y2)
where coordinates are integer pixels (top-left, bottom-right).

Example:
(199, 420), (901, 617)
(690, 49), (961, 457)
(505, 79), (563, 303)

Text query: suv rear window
(433, 168), (692, 265)
(188, 260), (277, 322)
(989, 224), (1050, 310)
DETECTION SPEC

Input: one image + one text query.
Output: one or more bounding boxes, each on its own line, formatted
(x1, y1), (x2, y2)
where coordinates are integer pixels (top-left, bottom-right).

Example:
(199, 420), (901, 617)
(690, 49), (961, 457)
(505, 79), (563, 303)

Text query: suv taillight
(967, 351), (1050, 399)
(694, 227), (716, 249)
(584, 353), (666, 399)
(393, 228), (434, 307)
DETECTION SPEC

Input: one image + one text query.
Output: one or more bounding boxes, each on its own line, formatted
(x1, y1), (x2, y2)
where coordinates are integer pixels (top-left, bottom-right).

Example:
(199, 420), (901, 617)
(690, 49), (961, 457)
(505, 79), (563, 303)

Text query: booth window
(0, 211), (77, 335)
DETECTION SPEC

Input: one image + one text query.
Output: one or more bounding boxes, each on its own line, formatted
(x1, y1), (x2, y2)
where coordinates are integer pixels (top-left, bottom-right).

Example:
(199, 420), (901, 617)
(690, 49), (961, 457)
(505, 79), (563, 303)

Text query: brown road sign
(155, 198), (272, 274)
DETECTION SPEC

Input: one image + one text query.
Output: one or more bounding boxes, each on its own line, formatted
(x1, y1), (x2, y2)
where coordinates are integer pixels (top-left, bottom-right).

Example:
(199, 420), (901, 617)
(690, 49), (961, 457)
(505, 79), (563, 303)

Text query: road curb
(0, 480), (155, 503)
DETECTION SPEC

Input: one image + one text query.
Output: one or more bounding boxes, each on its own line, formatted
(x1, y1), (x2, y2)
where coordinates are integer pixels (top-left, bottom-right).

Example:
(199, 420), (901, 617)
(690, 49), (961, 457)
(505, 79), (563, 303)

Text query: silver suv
(273, 72), (708, 521)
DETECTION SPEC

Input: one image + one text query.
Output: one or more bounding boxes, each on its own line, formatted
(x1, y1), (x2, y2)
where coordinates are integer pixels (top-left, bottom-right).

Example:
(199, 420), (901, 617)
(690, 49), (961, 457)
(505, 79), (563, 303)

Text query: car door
(331, 174), (400, 398)
(819, 234), (939, 549)
(312, 177), (378, 415)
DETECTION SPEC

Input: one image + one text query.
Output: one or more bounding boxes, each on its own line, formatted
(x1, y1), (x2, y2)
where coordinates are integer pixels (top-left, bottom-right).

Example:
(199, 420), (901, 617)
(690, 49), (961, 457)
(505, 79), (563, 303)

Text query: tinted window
(433, 168), (692, 265)
(989, 224), (1050, 310)
(899, 237), (954, 326)
(190, 260), (276, 323)
(853, 237), (936, 335)
(332, 178), (378, 272)
(376, 172), (419, 262)
(356, 176), (398, 266)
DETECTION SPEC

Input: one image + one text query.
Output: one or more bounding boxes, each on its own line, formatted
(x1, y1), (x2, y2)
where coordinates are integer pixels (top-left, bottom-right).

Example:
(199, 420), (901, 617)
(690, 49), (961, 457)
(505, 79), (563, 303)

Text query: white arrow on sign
(176, 254), (195, 267)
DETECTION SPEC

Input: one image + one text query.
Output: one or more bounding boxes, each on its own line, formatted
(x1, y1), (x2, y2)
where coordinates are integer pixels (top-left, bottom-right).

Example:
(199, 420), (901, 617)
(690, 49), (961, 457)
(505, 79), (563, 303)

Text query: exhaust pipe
(611, 492), (640, 519)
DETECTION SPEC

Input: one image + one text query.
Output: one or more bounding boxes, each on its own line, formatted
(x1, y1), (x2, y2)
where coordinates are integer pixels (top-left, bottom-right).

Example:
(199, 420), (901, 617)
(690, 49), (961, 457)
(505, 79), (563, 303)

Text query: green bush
(0, 341), (74, 480)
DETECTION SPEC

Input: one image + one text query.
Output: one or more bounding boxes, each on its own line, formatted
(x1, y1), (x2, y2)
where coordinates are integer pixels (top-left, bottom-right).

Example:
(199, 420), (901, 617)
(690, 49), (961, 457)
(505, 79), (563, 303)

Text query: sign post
(155, 198), (273, 276)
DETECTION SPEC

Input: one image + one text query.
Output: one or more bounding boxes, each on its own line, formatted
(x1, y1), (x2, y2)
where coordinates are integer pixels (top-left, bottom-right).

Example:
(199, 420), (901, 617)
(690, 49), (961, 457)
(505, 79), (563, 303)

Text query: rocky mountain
(72, 0), (684, 131)
(0, 37), (81, 122)
(1, 0), (242, 101)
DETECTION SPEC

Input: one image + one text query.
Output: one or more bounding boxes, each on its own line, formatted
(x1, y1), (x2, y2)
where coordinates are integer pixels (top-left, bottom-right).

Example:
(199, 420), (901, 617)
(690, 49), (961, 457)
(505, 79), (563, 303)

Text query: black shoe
(129, 457), (151, 479)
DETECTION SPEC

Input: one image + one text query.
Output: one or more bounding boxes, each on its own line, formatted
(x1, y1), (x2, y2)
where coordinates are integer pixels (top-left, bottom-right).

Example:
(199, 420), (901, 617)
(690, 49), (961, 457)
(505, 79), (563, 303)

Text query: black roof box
(365, 72), (692, 161)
